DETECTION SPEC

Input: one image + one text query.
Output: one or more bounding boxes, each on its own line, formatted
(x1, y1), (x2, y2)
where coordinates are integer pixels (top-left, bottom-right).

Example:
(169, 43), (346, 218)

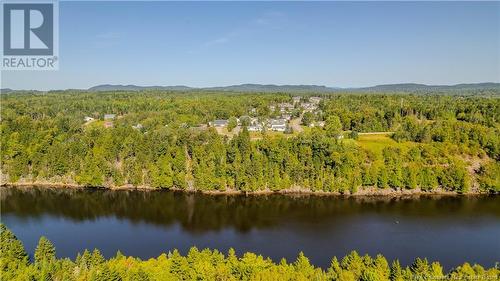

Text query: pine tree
(0, 224), (29, 264)
(390, 260), (404, 281)
(34, 236), (56, 265)
(91, 248), (105, 266)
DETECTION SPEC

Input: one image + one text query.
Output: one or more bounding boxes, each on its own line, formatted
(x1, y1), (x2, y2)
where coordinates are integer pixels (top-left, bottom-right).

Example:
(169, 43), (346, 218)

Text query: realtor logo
(2, 1), (58, 70)
(4, 3), (53, 55)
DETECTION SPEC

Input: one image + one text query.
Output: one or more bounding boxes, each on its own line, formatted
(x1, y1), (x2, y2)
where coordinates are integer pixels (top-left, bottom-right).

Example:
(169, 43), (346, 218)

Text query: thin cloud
(202, 37), (229, 47)
(190, 11), (286, 53)
(251, 11), (286, 27)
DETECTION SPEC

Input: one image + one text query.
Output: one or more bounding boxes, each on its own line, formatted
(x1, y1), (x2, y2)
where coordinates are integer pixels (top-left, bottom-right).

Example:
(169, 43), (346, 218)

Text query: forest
(1, 90), (499, 193)
(1, 224), (498, 281)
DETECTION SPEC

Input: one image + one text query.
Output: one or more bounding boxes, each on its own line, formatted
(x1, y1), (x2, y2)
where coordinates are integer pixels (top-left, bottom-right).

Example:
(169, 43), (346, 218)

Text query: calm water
(1, 187), (499, 269)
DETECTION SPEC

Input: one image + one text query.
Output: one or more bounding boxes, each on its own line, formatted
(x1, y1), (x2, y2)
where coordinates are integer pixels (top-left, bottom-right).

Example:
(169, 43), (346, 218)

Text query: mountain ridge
(2, 82), (499, 93)
(86, 82), (500, 92)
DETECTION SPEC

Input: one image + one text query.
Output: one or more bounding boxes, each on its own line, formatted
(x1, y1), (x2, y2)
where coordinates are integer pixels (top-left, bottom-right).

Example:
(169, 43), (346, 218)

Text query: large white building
(210, 120), (229, 127)
(104, 114), (116, 120)
(269, 119), (287, 132)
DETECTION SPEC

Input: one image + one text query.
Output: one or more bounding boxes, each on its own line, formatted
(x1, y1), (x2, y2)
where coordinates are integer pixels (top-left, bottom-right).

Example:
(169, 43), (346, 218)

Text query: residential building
(302, 103), (317, 112)
(269, 119), (287, 132)
(210, 119), (229, 127)
(309, 97), (322, 104)
(248, 124), (264, 132)
(278, 102), (294, 110)
(104, 114), (116, 120)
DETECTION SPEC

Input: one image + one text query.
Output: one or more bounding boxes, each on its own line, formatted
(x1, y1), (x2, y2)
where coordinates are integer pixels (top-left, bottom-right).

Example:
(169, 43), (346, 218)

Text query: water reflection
(2, 187), (499, 232)
(1, 187), (499, 269)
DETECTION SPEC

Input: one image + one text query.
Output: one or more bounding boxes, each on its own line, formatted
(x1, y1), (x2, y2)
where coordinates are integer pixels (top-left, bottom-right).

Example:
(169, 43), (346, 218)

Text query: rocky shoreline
(1, 181), (493, 197)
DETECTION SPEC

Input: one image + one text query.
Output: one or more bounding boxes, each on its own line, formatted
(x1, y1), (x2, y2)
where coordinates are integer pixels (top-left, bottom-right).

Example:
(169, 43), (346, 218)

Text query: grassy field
(355, 133), (412, 156)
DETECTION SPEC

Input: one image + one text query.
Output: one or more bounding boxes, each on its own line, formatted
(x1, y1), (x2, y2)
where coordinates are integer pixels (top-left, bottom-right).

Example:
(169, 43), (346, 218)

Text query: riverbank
(1, 181), (493, 196)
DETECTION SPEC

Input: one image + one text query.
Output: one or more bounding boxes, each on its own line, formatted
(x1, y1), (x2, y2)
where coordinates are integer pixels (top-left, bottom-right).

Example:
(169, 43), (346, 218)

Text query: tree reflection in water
(1, 187), (498, 233)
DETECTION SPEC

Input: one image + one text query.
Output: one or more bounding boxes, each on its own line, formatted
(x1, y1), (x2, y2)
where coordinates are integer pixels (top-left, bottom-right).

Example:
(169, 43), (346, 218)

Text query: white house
(104, 114), (116, 120)
(84, 116), (95, 122)
(269, 119), (287, 132)
(278, 103), (294, 113)
(248, 124), (264, 132)
(302, 103), (317, 112)
(309, 97), (322, 104)
(210, 119), (229, 127)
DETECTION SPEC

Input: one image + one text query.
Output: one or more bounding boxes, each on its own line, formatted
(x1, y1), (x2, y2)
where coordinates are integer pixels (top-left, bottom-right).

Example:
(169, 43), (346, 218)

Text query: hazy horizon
(3, 81), (500, 92)
(2, 1), (499, 90)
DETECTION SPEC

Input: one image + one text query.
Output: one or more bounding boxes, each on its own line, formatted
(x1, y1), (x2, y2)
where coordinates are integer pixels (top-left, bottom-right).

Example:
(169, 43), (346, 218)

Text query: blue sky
(2, 1), (499, 90)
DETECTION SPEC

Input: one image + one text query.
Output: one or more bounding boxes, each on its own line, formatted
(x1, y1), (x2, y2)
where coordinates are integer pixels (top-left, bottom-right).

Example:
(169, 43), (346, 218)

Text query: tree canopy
(1, 90), (498, 193)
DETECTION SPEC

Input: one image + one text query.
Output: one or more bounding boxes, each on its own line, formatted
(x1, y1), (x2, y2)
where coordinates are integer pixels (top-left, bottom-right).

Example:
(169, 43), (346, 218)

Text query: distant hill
(0, 88), (14, 94)
(87, 83), (335, 93)
(88, 84), (193, 91)
(86, 83), (500, 93)
(354, 83), (500, 92)
(3, 83), (499, 94)
(204, 84), (336, 93)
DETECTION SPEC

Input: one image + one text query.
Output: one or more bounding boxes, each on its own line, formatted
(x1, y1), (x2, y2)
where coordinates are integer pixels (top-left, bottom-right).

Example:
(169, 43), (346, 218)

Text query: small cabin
(210, 120), (229, 127)
(104, 121), (114, 128)
(104, 114), (116, 120)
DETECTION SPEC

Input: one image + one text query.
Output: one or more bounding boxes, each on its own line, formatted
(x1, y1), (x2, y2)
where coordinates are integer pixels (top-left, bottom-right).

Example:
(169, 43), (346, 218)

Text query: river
(1, 187), (499, 269)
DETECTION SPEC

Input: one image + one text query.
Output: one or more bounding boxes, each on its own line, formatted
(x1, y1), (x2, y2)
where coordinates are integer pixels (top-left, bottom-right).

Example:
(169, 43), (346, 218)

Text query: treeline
(2, 225), (498, 281)
(1, 91), (499, 193)
(393, 117), (499, 160)
(190, 128), (483, 193)
(2, 125), (491, 193)
(2, 91), (498, 131)
(322, 94), (499, 132)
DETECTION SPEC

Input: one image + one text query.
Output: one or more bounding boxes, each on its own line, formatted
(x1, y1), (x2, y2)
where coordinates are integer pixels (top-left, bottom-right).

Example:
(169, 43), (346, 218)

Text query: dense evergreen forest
(1, 225), (498, 281)
(1, 90), (499, 193)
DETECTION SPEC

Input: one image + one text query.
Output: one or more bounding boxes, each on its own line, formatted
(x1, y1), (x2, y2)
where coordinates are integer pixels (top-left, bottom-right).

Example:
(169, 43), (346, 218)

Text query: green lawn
(356, 133), (413, 156)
